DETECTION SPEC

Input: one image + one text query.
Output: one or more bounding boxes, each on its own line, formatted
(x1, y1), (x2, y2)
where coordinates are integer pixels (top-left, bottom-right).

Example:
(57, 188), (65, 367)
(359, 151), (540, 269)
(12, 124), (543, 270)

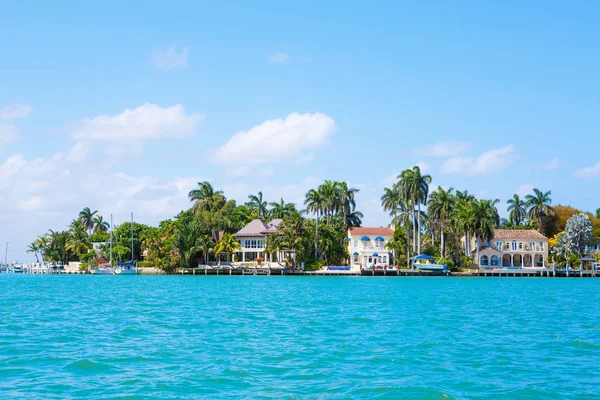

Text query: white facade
(234, 219), (283, 262)
(470, 229), (549, 268)
(347, 227), (394, 267)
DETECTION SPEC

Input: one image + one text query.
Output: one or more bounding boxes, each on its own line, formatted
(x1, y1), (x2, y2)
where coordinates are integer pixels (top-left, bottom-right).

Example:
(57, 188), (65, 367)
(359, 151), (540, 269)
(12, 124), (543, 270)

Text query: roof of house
(494, 229), (547, 240)
(235, 219), (270, 236)
(348, 227), (394, 237)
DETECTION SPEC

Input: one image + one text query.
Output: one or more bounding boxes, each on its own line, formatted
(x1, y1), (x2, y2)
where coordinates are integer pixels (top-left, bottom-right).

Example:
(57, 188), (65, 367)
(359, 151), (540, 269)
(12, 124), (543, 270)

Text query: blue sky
(1, 1), (599, 261)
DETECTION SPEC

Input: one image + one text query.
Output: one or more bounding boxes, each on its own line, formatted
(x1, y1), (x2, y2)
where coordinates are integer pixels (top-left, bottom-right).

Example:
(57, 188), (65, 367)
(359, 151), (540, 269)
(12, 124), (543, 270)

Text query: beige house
(347, 227), (394, 267)
(234, 218), (283, 262)
(469, 229), (549, 268)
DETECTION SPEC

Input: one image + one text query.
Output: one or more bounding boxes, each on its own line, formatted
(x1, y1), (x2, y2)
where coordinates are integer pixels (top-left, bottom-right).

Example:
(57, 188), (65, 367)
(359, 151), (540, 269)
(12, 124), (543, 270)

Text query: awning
(353, 252), (359, 255)
(372, 253), (379, 256)
(580, 256), (596, 262)
(361, 236), (370, 241)
(410, 254), (434, 260)
(374, 236), (384, 241)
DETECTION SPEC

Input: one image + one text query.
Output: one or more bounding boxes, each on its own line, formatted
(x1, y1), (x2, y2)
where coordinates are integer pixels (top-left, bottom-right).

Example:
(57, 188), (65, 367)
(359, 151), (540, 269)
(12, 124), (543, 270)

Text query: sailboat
(113, 213), (138, 275)
(91, 214), (115, 275)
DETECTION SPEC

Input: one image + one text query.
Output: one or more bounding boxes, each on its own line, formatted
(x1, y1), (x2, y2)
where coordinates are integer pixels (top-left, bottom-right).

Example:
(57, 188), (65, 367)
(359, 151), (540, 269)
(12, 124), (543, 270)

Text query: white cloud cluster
(414, 140), (471, 157)
(69, 103), (203, 143)
(440, 145), (516, 176)
(211, 112), (336, 174)
(575, 161), (600, 179)
(151, 45), (190, 70)
(0, 103), (32, 145)
(268, 53), (290, 64)
(541, 157), (560, 171)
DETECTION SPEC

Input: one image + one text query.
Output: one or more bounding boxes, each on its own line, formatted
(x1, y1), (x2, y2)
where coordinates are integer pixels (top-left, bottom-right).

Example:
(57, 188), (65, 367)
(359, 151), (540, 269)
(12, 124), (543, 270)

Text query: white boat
(411, 255), (448, 272)
(113, 213), (138, 275)
(91, 264), (114, 275)
(8, 264), (25, 273)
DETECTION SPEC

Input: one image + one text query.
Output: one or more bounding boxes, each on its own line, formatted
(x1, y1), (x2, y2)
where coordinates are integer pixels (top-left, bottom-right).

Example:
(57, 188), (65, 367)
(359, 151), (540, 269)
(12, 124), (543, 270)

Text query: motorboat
(410, 254), (448, 272)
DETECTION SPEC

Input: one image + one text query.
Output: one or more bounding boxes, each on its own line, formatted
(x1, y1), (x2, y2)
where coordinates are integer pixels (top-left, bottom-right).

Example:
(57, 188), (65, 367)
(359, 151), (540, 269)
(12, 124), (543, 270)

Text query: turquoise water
(1, 276), (599, 399)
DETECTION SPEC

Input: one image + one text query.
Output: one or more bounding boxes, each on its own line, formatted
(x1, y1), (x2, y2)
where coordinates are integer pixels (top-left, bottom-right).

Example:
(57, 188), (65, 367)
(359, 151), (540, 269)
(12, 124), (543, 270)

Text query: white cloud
(67, 142), (90, 163)
(416, 161), (430, 173)
(575, 161), (600, 179)
(0, 104), (32, 121)
(414, 140), (471, 157)
(441, 145), (516, 176)
(211, 112), (336, 166)
(0, 124), (22, 144)
(69, 103), (203, 143)
(151, 45), (190, 70)
(541, 157), (560, 171)
(268, 53), (290, 64)
(516, 184), (534, 197)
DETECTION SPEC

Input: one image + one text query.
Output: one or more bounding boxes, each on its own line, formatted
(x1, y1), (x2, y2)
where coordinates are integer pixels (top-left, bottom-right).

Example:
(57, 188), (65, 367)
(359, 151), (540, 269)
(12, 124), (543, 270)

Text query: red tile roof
(494, 229), (548, 240)
(349, 227), (394, 236)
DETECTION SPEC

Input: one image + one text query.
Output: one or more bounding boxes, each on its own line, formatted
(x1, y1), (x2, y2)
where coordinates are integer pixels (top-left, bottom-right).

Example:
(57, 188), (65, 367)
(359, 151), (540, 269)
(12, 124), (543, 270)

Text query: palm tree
(268, 198), (296, 219)
(318, 180), (338, 223)
(427, 187), (455, 257)
(66, 221), (92, 256)
(214, 233), (241, 264)
(93, 215), (110, 233)
(264, 233), (283, 263)
(596, 208), (600, 220)
(507, 194), (526, 227)
(304, 188), (324, 260)
(398, 165), (432, 255)
(196, 234), (214, 264)
(525, 189), (555, 233)
(27, 242), (40, 262)
(454, 199), (476, 256)
(246, 191), (268, 218)
(188, 181), (225, 213)
(346, 210), (363, 228)
(79, 207), (98, 234)
(472, 199), (499, 264)
(336, 182), (359, 227)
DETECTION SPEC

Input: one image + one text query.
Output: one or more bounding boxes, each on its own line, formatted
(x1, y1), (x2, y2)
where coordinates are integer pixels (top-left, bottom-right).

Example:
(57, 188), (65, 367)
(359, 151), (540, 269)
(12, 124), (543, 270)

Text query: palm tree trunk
(465, 232), (470, 255)
(418, 201), (422, 254)
(406, 225), (411, 269)
(441, 229), (445, 258)
(412, 206), (416, 254)
(315, 211), (319, 260)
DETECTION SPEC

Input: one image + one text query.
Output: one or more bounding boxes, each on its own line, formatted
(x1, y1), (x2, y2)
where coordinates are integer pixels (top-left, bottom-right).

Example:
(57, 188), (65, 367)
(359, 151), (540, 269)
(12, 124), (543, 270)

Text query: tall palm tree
(27, 242), (40, 262)
(196, 234), (214, 264)
(346, 211), (364, 228)
(214, 233), (242, 264)
(246, 191), (268, 218)
(268, 198), (296, 219)
(79, 207), (98, 234)
(336, 182), (359, 227)
(304, 188), (324, 260)
(525, 189), (555, 233)
(398, 165), (432, 255)
(506, 194), (526, 227)
(454, 199), (476, 256)
(427, 187), (455, 257)
(188, 181), (225, 213)
(318, 180), (338, 223)
(93, 215), (110, 233)
(472, 199), (499, 264)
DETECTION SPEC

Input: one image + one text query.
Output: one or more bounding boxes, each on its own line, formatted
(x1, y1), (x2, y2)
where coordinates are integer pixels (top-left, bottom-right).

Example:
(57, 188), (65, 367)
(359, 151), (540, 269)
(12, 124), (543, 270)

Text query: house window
(512, 241), (517, 251)
(491, 255), (500, 266)
(495, 242), (502, 249)
(383, 256), (387, 264)
(480, 255), (489, 266)
(538, 255), (544, 264)
(518, 242), (523, 250)
(505, 242), (510, 250)
(540, 242), (544, 250)
(353, 253), (359, 263)
(375, 238), (384, 247)
(354, 240), (358, 248)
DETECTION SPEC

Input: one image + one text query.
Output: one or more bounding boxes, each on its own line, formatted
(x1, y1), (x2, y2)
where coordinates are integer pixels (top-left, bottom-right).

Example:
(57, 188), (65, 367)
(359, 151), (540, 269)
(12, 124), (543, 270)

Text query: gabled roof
(494, 229), (548, 240)
(349, 227), (394, 237)
(235, 219), (270, 236)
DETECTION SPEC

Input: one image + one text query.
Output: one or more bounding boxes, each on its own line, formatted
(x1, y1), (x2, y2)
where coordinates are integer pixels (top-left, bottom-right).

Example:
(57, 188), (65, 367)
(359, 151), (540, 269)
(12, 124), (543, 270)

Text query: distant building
(468, 229), (549, 268)
(234, 219), (284, 262)
(347, 227), (394, 268)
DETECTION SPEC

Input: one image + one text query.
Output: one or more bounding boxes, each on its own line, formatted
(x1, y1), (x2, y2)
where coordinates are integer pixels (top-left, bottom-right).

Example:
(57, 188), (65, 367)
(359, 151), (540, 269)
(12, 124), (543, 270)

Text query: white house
(347, 227), (394, 268)
(468, 229), (549, 268)
(234, 219), (283, 262)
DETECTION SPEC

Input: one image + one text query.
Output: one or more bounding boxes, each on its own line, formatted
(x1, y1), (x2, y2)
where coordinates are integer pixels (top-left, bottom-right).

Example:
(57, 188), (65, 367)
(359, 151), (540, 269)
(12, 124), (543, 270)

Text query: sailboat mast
(109, 214), (113, 267)
(131, 212), (134, 262)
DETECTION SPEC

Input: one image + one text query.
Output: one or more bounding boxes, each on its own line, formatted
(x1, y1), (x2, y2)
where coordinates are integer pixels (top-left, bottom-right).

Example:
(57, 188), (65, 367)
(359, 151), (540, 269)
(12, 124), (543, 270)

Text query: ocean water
(0, 275), (599, 399)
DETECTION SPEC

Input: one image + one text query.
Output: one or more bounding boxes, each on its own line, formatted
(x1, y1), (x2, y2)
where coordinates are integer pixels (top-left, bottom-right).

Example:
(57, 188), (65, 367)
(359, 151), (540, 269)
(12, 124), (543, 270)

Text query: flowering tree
(553, 213), (592, 260)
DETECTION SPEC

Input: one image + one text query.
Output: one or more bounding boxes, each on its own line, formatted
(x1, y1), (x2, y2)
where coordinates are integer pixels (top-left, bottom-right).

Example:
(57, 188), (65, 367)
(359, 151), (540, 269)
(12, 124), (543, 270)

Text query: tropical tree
(336, 181), (360, 227)
(507, 194), (527, 227)
(214, 233), (241, 264)
(427, 187), (455, 257)
(471, 199), (500, 264)
(27, 242), (40, 262)
(93, 215), (110, 233)
(79, 207), (98, 234)
(398, 165), (432, 255)
(188, 181), (225, 213)
(268, 198), (296, 219)
(246, 191), (268, 218)
(304, 188), (324, 259)
(525, 189), (555, 233)
(196, 234), (214, 264)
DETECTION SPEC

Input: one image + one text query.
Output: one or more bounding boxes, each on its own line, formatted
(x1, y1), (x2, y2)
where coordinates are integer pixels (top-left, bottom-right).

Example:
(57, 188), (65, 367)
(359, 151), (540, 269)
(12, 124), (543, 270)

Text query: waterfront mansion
(234, 218), (284, 262)
(347, 227), (394, 268)
(469, 229), (549, 268)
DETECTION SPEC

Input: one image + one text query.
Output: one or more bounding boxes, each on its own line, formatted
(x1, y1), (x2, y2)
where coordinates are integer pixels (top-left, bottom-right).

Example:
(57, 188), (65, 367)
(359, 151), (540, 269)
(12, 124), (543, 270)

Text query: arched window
(383, 255), (387, 264)
(538, 255), (544, 265)
(512, 241), (517, 251)
(491, 255), (500, 266)
(480, 255), (489, 266)
(353, 252), (359, 263)
(374, 236), (385, 248)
